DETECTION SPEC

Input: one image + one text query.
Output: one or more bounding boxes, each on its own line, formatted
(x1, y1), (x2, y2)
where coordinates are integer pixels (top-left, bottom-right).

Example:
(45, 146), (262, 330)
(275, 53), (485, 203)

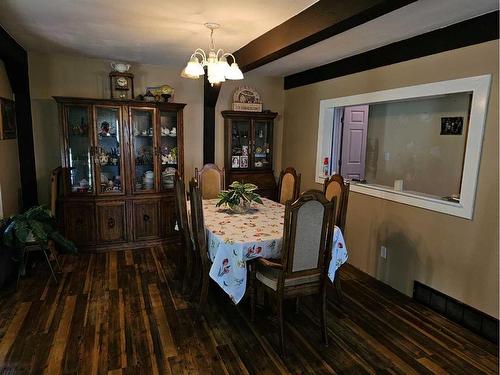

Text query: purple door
(341, 105), (369, 180)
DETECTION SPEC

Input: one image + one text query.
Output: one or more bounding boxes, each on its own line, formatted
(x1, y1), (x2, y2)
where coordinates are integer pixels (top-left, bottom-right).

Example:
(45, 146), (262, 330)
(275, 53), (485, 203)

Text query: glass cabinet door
(253, 120), (272, 169)
(230, 119), (251, 169)
(159, 110), (178, 190)
(66, 105), (94, 193)
(131, 108), (156, 192)
(94, 106), (124, 194)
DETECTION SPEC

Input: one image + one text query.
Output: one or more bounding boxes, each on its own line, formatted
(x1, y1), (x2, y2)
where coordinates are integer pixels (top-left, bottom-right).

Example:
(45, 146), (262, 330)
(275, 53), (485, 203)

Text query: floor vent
(413, 281), (498, 343)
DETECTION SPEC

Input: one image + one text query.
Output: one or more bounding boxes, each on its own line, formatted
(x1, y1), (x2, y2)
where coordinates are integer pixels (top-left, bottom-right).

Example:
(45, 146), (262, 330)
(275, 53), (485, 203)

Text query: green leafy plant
(216, 181), (263, 212)
(2, 206), (77, 261)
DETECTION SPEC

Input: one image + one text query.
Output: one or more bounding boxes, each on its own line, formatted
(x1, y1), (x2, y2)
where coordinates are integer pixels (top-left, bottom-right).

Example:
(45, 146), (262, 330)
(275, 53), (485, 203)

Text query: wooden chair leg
(321, 286), (328, 347)
(277, 298), (286, 357)
(295, 297), (300, 314)
(182, 246), (193, 294)
(334, 276), (343, 302)
(198, 271), (209, 312)
(190, 253), (202, 300)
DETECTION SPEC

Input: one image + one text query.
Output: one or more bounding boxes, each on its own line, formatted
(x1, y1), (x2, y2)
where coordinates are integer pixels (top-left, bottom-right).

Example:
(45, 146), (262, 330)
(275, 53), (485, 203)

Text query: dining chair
(174, 173), (194, 294)
(323, 174), (349, 300)
(277, 167), (301, 205)
(189, 178), (212, 311)
(250, 190), (336, 356)
(323, 174), (350, 232)
(195, 163), (225, 199)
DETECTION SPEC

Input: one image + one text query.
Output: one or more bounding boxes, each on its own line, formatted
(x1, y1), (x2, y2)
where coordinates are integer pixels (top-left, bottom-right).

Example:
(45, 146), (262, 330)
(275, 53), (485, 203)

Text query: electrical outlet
(380, 246), (387, 259)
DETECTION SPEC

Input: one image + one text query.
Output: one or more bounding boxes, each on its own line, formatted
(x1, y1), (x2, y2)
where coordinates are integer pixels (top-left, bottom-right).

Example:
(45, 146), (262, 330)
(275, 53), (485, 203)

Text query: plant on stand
(1, 206), (77, 283)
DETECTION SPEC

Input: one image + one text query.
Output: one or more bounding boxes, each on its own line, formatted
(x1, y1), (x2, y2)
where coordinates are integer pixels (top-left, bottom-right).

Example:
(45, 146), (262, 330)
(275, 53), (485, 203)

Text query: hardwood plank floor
(0, 246), (497, 374)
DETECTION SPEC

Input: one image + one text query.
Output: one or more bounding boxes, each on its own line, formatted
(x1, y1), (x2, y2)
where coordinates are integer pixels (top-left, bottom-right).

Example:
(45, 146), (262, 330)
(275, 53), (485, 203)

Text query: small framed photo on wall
(0, 98), (16, 140)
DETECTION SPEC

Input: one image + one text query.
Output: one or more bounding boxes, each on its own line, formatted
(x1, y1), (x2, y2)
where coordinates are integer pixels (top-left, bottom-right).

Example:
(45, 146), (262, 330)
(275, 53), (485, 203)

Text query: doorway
(332, 105), (369, 180)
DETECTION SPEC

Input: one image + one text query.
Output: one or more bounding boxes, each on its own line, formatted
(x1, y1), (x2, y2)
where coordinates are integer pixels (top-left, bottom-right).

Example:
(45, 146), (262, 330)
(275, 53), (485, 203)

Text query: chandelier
(181, 23), (244, 85)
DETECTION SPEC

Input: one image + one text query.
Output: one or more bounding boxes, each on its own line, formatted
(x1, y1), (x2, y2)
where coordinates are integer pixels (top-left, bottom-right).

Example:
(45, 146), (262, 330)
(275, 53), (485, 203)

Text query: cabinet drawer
(97, 202), (126, 243)
(63, 203), (96, 245)
(133, 200), (160, 240)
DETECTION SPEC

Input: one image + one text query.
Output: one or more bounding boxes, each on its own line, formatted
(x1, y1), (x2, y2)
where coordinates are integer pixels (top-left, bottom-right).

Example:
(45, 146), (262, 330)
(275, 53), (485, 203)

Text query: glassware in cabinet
(66, 105), (94, 193)
(131, 108), (156, 192)
(230, 119), (251, 169)
(253, 120), (272, 169)
(94, 106), (124, 194)
(159, 110), (178, 190)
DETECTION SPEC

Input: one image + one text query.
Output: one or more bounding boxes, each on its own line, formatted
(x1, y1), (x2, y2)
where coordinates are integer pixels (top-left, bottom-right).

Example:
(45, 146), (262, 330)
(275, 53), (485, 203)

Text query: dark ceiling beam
(233, 0), (416, 72)
(0, 25), (38, 209)
(284, 11), (499, 90)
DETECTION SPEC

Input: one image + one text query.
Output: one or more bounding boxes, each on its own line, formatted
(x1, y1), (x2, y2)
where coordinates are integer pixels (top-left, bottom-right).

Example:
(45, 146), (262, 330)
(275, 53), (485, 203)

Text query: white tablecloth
(203, 198), (348, 304)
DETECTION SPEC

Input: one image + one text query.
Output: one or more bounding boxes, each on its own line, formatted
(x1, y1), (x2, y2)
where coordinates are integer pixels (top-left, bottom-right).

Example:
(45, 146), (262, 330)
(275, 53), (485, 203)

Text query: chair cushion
(256, 263), (321, 291)
(292, 200), (324, 272)
(201, 169), (222, 199)
(279, 173), (295, 204)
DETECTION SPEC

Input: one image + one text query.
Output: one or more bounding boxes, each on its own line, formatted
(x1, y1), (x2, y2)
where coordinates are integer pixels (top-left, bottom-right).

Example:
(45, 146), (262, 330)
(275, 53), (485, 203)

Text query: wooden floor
(0, 246), (497, 374)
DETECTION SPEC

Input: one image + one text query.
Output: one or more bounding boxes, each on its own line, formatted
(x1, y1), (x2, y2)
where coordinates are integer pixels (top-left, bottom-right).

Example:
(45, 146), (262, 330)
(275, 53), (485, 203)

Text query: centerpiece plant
(216, 181), (263, 213)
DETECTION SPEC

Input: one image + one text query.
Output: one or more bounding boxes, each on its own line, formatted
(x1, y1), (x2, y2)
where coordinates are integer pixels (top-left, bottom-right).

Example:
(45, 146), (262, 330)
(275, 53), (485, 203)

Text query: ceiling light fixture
(181, 23), (244, 86)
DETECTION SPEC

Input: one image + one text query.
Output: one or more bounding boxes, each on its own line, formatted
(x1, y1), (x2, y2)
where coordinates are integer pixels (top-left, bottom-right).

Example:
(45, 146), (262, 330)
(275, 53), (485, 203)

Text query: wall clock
(109, 71), (134, 99)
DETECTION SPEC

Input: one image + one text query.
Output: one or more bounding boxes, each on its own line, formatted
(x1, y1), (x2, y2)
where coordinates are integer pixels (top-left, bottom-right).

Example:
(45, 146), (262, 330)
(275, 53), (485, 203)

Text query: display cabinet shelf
(55, 96), (185, 252)
(222, 110), (278, 199)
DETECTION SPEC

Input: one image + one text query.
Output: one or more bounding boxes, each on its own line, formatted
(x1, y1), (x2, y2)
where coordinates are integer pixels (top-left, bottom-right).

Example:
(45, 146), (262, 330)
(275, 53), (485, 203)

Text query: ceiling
(0, 0), (497, 77)
(0, 0), (317, 66)
(252, 0), (499, 77)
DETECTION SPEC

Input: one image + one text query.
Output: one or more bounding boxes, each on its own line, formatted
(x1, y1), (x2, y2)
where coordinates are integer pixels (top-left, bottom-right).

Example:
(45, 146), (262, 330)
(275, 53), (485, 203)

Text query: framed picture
(440, 117), (463, 135)
(0, 98), (16, 140)
(231, 156), (240, 168)
(240, 156), (248, 168)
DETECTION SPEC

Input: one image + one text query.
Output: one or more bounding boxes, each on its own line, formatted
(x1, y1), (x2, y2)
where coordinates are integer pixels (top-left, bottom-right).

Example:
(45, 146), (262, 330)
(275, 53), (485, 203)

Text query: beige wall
(365, 93), (470, 197)
(0, 61), (21, 218)
(283, 40), (499, 318)
(28, 52), (283, 204)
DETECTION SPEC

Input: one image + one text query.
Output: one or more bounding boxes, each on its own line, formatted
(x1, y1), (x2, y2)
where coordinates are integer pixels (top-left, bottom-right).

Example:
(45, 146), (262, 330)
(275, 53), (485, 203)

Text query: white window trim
(316, 75), (491, 220)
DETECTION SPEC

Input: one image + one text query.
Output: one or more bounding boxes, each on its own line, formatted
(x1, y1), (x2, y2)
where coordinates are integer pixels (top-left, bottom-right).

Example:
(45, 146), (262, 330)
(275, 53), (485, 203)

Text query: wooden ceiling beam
(233, 0), (416, 72)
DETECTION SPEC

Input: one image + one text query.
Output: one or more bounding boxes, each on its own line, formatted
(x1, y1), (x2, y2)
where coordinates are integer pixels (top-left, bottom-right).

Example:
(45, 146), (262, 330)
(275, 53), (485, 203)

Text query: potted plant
(216, 181), (263, 214)
(1, 206), (77, 280)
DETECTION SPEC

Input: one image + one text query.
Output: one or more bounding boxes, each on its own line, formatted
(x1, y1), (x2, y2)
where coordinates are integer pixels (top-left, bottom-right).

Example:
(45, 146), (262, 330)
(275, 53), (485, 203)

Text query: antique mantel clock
(109, 71), (134, 99)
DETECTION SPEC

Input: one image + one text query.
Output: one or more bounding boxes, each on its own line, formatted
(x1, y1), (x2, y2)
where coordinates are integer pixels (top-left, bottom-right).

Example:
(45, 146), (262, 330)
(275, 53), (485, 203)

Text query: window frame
(315, 75), (491, 219)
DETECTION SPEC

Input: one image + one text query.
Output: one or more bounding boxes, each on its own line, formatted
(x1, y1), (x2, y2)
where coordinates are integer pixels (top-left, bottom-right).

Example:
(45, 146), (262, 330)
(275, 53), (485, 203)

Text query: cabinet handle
(107, 217), (115, 228)
(143, 214), (150, 222)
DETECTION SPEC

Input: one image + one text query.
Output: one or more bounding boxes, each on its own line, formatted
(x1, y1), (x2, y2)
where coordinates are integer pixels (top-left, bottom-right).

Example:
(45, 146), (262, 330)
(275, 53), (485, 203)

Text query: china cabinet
(222, 110), (278, 199)
(55, 97), (185, 252)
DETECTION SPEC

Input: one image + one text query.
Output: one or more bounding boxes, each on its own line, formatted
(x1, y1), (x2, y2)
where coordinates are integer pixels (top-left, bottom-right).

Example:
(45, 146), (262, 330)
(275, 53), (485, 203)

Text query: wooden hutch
(222, 110), (278, 199)
(54, 97), (185, 252)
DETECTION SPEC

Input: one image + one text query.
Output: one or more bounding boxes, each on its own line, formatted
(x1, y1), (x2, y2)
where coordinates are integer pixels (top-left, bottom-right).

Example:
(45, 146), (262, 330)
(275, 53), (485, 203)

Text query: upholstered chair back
(323, 174), (349, 232)
(281, 190), (336, 282)
(195, 164), (225, 199)
(278, 167), (301, 205)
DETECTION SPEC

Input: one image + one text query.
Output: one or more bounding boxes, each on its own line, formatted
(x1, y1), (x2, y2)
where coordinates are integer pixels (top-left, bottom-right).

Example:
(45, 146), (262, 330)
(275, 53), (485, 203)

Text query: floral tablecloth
(203, 198), (348, 304)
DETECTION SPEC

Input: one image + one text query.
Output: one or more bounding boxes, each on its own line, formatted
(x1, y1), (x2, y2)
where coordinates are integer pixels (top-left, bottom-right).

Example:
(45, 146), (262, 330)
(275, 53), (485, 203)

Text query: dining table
(203, 197), (348, 304)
